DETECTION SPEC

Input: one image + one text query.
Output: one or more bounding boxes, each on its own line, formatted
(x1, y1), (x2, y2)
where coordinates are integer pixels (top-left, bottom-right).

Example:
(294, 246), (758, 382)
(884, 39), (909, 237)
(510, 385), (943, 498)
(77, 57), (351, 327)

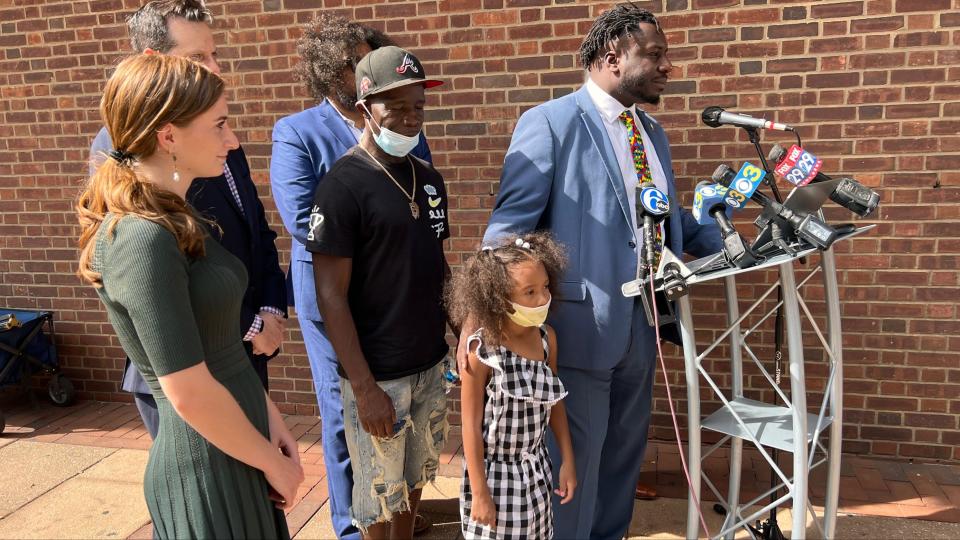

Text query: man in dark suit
(88, 0), (286, 438)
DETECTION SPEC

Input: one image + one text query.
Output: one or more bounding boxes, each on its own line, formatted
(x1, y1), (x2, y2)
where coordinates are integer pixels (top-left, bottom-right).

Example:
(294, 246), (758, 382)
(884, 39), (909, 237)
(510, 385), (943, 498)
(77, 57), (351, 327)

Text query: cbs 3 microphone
(692, 181), (759, 268)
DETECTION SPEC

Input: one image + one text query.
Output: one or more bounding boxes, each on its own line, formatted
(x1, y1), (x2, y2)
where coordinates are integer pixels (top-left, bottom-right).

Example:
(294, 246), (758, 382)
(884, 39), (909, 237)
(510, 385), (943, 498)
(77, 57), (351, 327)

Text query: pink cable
(649, 270), (712, 539)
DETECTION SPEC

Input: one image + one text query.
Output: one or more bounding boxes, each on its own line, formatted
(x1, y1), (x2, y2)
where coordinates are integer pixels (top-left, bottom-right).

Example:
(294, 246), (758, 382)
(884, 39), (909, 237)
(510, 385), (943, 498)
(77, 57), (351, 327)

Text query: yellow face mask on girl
(506, 297), (551, 327)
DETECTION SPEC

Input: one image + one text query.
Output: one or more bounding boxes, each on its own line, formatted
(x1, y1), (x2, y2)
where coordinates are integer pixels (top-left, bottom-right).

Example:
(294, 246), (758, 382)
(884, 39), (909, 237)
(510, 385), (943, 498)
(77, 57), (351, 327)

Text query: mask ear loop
(357, 101), (382, 136)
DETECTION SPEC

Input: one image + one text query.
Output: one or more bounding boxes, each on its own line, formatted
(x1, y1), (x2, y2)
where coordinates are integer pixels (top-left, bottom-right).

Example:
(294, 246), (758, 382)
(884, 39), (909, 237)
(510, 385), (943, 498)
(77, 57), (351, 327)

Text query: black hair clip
(108, 149), (133, 164)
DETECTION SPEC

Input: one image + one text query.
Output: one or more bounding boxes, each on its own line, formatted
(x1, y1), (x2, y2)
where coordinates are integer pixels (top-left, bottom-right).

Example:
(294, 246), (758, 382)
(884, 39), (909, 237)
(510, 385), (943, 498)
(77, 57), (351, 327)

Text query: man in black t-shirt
(306, 46), (450, 539)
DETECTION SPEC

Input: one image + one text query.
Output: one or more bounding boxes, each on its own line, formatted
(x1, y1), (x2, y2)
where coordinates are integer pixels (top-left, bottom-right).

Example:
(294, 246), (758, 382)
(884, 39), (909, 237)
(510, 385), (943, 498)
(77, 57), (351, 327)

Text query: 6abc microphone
(636, 181), (670, 276)
(627, 181), (689, 327)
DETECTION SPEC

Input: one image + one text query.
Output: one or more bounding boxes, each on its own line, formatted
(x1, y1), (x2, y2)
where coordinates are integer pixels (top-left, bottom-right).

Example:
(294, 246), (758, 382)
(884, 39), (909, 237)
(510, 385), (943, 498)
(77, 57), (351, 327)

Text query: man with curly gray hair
(270, 14), (433, 540)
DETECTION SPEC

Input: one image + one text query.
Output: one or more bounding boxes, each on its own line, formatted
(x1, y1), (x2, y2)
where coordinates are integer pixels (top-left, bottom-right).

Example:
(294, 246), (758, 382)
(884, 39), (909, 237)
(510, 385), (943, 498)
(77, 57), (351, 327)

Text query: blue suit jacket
(270, 99), (432, 321)
(483, 85), (721, 371)
(90, 129), (287, 393)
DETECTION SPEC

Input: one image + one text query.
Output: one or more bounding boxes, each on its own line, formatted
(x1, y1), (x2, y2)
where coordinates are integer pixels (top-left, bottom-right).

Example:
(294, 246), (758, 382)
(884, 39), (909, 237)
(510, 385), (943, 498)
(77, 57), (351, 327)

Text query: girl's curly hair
(295, 14), (393, 104)
(446, 232), (567, 347)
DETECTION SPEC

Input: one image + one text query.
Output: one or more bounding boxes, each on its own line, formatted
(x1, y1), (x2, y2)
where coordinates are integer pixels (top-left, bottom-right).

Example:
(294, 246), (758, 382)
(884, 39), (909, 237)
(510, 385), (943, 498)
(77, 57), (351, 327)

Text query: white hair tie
(514, 238), (531, 249)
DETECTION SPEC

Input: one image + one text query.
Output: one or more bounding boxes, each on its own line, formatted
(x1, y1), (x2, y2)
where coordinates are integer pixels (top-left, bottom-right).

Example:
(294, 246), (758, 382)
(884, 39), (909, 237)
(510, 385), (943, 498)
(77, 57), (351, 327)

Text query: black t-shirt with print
(305, 147), (450, 381)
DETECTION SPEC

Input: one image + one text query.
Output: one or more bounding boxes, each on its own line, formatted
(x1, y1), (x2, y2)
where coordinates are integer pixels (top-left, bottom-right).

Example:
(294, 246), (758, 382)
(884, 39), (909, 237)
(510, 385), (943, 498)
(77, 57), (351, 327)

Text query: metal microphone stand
(744, 127), (784, 204)
(747, 126), (787, 540)
(746, 296), (787, 540)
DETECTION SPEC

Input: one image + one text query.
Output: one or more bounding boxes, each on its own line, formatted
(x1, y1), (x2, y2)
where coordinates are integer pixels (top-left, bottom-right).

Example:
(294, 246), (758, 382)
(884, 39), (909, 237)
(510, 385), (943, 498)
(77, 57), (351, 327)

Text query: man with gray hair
(89, 0), (287, 439)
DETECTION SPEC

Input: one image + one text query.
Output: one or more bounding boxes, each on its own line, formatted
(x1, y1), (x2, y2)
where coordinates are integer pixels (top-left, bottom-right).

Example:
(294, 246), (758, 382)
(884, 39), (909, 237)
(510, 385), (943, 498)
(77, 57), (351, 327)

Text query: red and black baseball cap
(355, 46), (443, 101)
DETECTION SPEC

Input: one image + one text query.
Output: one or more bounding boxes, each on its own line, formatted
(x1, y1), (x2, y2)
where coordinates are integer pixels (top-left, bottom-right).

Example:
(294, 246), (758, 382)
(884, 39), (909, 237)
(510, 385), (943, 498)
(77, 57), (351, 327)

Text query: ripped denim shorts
(340, 361), (449, 533)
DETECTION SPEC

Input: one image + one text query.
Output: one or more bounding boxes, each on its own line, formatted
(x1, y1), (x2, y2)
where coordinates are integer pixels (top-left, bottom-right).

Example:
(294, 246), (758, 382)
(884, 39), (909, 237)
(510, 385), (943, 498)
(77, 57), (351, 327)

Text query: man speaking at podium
(467, 5), (722, 538)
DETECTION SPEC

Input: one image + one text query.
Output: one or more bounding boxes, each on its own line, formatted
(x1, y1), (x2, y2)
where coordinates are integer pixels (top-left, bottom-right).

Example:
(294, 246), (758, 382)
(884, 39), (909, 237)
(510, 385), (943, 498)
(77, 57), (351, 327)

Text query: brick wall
(1, 0), (957, 461)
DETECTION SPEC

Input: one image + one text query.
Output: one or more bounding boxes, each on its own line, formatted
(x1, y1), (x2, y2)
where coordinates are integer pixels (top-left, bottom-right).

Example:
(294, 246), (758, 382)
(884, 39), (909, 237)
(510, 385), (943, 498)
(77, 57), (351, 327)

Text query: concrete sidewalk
(3, 400), (960, 539)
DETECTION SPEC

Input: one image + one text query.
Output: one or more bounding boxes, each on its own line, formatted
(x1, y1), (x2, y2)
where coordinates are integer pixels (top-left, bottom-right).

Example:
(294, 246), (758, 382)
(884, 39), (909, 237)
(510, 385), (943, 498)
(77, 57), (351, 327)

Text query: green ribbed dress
(92, 215), (289, 539)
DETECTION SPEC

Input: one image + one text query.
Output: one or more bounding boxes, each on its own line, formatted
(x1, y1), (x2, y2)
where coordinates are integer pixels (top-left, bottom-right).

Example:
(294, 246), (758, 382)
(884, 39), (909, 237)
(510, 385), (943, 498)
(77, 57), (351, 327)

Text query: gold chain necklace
(359, 146), (419, 219)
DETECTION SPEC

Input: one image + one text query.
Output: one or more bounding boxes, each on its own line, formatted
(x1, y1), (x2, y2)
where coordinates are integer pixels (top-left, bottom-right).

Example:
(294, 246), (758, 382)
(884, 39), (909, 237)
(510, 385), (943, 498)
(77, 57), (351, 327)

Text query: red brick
(885, 103), (941, 118)
(689, 28), (737, 43)
(543, 6), (589, 20)
(767, 57), (816, 73)
(943, 12), (960, 26)
(727, 8), (779, 25)
(811, 1), (864, 18)
(807, 72), (861, 88)
(809, 36), (863, 53)
(894, 31), (947, 47)
(895, 0), (951, 12)
(767, 22), (819, 39)
(851, 16), (904, 33)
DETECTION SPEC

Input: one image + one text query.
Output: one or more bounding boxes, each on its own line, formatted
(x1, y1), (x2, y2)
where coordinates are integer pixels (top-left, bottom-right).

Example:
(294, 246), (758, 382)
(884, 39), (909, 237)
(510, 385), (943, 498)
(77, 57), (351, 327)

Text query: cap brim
(363, 78), (444, 99)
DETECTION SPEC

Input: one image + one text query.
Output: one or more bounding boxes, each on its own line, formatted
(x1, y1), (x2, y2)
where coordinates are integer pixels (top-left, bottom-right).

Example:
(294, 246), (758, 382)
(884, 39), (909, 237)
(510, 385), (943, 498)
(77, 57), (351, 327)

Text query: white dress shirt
(331, 100), (363, 143)
(585, 79), (668, 264)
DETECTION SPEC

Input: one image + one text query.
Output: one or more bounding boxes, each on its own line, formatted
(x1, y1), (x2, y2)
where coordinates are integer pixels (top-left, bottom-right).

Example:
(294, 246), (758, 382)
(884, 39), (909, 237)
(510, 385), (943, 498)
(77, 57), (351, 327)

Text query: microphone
(768, 144), (880, 217)
(635, 182), (670, 273)
(702, 106), (795, 132)
(692, 181), (758, 268)
(713, 163), (838, 250)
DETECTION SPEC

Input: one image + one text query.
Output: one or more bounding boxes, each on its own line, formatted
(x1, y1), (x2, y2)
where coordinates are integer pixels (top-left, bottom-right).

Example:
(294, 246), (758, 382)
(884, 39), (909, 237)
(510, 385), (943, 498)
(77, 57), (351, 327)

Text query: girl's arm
(546, 325), (577, 503)
(461, 345), (497, 525)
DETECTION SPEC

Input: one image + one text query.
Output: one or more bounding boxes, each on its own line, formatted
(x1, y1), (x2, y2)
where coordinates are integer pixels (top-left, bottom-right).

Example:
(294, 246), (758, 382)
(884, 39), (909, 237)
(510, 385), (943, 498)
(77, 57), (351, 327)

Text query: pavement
(2, 399), (960, 539)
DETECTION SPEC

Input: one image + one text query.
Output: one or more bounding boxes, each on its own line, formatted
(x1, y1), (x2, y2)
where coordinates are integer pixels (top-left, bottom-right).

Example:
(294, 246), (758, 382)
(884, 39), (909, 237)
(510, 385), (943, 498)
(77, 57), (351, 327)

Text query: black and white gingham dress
(460, 327), (568, 540)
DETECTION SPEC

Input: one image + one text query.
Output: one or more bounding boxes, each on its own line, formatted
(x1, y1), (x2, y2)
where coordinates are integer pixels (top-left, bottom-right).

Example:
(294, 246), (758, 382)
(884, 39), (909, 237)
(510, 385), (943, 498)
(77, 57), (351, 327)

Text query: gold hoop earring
(172, 153), (180, 183)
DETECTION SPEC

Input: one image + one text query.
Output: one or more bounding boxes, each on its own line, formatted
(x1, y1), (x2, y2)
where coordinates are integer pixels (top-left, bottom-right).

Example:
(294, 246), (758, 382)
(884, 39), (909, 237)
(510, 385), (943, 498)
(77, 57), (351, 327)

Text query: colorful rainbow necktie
(619, 109), (663, 270)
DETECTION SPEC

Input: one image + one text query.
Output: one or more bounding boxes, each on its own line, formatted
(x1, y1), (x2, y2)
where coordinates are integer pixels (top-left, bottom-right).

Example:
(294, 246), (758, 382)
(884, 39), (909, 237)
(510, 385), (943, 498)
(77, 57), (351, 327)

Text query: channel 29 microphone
(692, 181), (758, 268)
(713, 163), (838, 250)
(768, 144), (880, 217)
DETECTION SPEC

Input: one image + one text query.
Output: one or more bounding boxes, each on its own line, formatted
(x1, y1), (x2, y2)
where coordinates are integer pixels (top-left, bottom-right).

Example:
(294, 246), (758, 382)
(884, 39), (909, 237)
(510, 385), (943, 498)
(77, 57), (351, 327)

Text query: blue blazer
(483, 85), (721, 371)
(270, 99), (432, 321)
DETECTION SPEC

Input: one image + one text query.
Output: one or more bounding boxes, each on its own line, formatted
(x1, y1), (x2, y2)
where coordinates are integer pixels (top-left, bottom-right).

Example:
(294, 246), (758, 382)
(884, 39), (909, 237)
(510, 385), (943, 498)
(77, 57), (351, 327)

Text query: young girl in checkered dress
(446, 232), (577, 539)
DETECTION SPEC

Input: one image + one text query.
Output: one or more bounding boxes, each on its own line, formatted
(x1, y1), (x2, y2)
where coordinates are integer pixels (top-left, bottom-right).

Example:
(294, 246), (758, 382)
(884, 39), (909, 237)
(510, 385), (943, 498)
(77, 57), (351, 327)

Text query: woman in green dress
(76, 53), (304, 539)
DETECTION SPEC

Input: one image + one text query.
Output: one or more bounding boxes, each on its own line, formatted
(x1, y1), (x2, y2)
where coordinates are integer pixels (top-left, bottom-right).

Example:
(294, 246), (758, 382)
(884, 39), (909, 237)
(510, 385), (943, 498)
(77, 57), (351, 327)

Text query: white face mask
(361, 102), (421, 157)
(506, 296), (551, 327)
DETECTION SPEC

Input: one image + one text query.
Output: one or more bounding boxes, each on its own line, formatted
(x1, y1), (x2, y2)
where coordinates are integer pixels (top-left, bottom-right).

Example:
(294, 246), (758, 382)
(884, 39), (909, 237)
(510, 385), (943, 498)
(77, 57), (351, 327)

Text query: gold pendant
(410, 201), (420, 219)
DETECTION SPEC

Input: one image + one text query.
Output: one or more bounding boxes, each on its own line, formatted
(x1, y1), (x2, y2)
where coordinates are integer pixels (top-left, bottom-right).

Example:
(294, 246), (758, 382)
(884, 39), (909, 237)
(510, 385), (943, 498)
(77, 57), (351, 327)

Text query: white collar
(585, 78), (639, 126)
(329, 99), (362, 131)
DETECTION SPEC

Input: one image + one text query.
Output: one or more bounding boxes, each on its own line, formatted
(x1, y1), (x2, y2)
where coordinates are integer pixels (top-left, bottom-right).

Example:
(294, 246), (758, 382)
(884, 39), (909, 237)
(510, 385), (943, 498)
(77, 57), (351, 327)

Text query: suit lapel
(212, 171), (245, 221)
(574, 86), (633, 231)
(319, 100), (361, 152)
(222, 150), (255, 238)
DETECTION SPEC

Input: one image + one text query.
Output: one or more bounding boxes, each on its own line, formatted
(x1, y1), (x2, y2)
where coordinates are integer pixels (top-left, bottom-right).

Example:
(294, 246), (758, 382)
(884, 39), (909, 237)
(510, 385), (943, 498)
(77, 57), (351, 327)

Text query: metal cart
(0, 308), (76, 433)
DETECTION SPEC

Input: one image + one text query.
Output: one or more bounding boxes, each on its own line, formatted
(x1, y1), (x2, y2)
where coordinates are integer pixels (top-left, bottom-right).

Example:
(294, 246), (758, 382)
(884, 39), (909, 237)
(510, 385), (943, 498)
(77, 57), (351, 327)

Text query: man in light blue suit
(477, 6), (722, 539)
(270, 15), (432, 540)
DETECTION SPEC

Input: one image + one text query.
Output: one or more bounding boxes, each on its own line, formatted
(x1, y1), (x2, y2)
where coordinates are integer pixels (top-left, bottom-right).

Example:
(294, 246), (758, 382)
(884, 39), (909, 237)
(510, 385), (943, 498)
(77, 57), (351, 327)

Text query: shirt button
(628, 241), (637, 248)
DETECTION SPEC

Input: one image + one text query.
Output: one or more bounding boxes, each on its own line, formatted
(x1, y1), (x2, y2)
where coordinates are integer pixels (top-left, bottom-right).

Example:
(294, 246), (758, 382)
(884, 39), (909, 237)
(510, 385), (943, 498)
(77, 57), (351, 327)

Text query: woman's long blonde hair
(77, 53), (225, 285)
